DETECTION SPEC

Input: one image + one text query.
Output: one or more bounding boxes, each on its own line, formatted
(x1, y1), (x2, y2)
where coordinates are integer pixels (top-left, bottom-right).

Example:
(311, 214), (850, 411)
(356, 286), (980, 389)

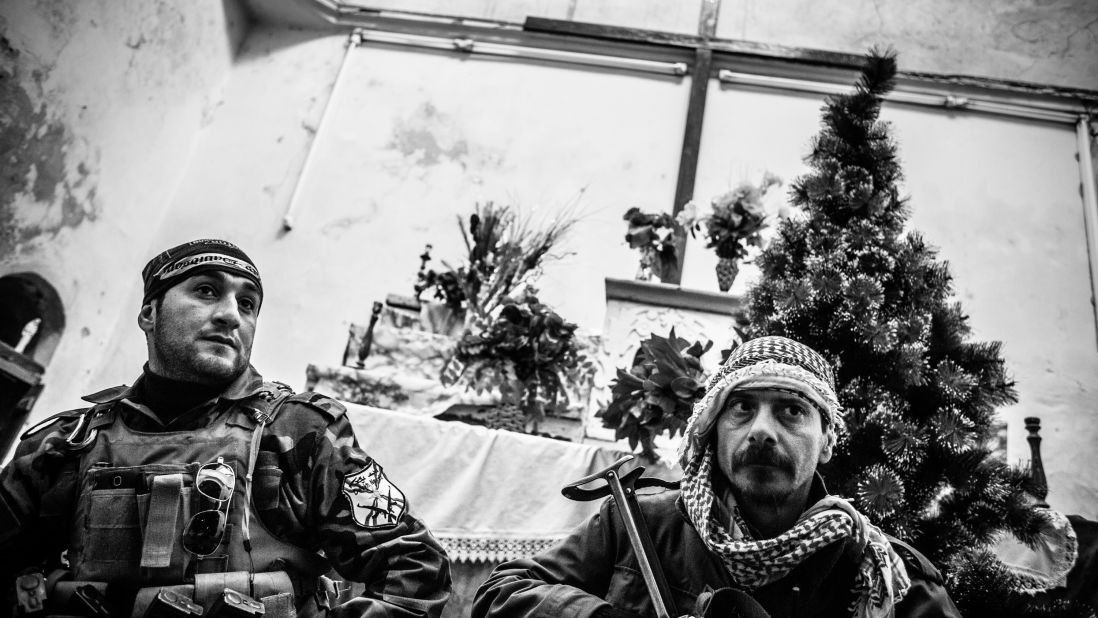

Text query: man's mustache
(733, 444), (794, 472)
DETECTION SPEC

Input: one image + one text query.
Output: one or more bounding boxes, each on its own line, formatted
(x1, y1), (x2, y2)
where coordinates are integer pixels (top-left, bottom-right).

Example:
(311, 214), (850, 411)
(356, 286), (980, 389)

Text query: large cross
(523, 5), (885, 285)
(528, 1), (721, 285)
(337, 3), (875, 285)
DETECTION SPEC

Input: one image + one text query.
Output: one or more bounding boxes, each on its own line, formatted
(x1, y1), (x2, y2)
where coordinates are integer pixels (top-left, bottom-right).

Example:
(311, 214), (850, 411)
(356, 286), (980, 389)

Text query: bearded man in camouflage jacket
(0, 239), (451, 617)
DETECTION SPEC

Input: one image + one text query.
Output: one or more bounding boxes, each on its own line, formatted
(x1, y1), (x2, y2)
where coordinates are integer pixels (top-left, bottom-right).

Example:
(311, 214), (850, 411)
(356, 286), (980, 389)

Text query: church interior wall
(2, 0), (1096, 518)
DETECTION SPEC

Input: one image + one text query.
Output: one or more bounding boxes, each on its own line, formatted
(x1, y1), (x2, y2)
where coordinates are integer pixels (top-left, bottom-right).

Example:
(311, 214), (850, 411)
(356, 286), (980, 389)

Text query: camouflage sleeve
(263, 399), (451, 618)
(0, 414), (81, 581)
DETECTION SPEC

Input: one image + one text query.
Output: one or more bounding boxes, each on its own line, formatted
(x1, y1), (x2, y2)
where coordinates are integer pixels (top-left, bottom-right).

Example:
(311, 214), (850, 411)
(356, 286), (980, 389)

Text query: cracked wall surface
(5, 0), (1096, 516)
(0, 0), (250, 417)
(0, 32), (99, 249)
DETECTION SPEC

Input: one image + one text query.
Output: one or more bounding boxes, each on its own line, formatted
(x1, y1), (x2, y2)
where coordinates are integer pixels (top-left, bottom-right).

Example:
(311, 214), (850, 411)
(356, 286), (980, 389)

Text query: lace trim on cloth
(994, 509), (1079, 593)
(435, 533), (566, 563)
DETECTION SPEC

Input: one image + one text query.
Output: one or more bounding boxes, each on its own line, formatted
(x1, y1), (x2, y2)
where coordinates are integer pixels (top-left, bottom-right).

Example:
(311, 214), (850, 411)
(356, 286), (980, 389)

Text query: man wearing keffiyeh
(474, 336), (961, 618)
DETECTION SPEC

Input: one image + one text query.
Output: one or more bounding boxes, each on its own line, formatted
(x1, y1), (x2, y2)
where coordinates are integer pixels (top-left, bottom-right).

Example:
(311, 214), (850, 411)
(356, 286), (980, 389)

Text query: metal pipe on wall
(356, 30), (690, 77)
(716, 70), (1081, 125)
(282, 30), (362, 232)
(1077, 115), (1098, 349)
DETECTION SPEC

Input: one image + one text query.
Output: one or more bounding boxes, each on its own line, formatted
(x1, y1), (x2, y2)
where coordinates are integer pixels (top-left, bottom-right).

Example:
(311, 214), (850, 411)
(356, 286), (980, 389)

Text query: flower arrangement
(597, 329), (712, 461)
(452, 291), (596, 429)
(678, 172), (782, 291)
(622, 207), (678, 282)
(414, 202), (592, 431)
(416, 201), (577, 324)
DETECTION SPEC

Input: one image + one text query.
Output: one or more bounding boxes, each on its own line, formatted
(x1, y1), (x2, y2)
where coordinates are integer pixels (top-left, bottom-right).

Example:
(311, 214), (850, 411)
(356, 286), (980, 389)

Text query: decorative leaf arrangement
(597, 329), (712, 461)
(622, 207), (679, 282)
(416, 201), (577, 322)
(678, 173), (782, 291)
(413, 202), (592, 430)
(453, 291), (596, 427)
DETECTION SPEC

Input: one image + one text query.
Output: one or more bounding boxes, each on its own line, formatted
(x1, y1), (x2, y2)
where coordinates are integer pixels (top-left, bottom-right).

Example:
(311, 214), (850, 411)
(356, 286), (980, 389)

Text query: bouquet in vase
(678, 172), (781, 291)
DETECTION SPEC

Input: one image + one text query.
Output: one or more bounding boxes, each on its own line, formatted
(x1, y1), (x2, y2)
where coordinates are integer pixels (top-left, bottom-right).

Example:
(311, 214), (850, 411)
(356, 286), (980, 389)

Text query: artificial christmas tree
(743, 50), (1091, 616)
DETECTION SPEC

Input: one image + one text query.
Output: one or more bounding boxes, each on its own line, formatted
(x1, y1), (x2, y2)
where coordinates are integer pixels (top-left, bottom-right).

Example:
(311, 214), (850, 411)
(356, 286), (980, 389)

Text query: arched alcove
(0, 272), (64, 458)
(0, 272), (65, 367)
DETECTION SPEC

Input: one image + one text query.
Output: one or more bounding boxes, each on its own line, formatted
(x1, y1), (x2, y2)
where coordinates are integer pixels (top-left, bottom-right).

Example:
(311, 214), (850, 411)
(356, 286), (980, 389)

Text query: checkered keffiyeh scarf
(682, 450), (911, 617)
(678, 336), (911, 617)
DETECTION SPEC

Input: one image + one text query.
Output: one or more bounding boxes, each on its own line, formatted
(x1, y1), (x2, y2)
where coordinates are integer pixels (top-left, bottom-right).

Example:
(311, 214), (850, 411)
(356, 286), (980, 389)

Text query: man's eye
(726, 400), (754, 416)
(781, 404), (808, 418)
(239, 297), (257, 312)
(195, 284), (217, 296)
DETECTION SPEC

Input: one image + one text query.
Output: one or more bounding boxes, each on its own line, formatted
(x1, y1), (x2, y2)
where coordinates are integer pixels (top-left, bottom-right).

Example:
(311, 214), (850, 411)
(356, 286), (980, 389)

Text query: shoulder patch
(888, 536), (943, 584)
(286, 392), (346, 421)
(341, 460), (407, 529)
(20, 408), (87, 441)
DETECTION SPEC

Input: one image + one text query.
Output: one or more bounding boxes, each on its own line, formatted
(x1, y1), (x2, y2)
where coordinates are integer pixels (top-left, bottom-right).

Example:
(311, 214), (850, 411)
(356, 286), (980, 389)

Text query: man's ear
(138, 301), (156, 334)
(818, 426), (836, 465)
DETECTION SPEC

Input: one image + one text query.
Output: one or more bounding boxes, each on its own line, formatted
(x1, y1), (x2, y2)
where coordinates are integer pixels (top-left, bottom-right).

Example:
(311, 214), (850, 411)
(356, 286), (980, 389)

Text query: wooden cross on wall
(526, 1), (722, 284)
(671, 0), (720, 285)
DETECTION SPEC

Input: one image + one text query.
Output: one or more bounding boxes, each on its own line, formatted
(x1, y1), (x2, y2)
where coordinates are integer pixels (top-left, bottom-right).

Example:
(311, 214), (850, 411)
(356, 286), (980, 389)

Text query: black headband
(142, 239), (262, 304)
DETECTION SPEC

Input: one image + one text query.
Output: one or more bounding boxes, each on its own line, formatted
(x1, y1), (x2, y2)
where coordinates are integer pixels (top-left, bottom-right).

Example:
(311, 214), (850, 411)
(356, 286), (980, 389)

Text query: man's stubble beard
(153, 315), (248, 386)
(729, 443), (798, 501)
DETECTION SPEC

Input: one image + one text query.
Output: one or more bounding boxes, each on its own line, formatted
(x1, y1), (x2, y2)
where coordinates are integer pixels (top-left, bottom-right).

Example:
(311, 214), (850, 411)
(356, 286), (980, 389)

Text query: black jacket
(474, 485), (961, 618)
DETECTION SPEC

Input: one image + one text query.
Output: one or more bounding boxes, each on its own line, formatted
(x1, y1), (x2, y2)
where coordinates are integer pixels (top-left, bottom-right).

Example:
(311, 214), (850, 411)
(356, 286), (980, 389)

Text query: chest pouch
(76, 464), (197, 584)
(128, 571), (297, 618)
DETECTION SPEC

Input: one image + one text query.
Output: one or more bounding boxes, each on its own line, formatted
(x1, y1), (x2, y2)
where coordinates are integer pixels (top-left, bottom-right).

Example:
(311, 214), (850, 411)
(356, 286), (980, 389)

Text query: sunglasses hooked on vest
(23, 382), (347, 618)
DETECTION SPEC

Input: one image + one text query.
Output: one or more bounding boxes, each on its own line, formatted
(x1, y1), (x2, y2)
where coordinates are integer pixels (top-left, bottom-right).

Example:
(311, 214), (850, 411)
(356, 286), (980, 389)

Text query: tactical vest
(63, 386), (333, 617)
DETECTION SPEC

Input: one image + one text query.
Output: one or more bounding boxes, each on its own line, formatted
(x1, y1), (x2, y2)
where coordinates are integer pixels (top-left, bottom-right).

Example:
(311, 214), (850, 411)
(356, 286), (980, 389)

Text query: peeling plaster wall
(87, 26), (353, 393)
(345, 0), (1098, 91)
(7, 0), (1096, 520)
(0, 0), (250, 416)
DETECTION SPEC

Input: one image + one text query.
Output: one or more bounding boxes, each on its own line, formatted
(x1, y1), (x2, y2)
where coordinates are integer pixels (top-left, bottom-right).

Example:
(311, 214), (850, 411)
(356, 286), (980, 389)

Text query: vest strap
(141, 473), (184, 568)
(242, 392), (292, 553)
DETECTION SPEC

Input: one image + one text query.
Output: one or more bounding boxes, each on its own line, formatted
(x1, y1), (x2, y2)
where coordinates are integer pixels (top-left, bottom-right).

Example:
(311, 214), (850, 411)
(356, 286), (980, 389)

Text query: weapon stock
(563, 455), (679, 618)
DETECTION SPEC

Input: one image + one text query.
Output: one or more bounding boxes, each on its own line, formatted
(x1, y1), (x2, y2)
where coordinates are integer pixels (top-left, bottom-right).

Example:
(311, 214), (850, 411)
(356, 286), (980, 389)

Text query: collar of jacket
(79, 366), (272, 431)
(80, 364), (268, 405)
